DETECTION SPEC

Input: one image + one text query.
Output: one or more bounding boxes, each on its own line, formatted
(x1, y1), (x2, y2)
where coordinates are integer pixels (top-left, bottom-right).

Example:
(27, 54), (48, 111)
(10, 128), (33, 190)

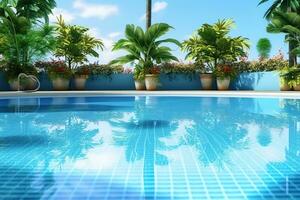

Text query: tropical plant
(259, 0), (300, 66)
(258, 0), (300, 19)
(54, 16), (104, 69)
(0, 2), (55, 68)
(267, 11), (300, 63)
(111, 23), (181, 76)
(0, 0), (56, 23)
(257, 38), (272, 59)
(0, 2), (54, 65)
(182, 19), (250, 73)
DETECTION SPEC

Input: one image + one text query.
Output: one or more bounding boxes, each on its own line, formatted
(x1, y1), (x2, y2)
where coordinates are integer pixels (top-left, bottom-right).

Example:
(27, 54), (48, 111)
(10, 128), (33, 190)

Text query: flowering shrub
(149, 66), (160, 75)
(123, 67), (133, 74)
(88, 63), (124, 76)
(234, 52), (288, 73)
(156, 62), (200, 80)
(159, 62), (198, 74)
(214, 64), (237, 79)
(43, 61), (72, 80)
(74, 65), (91, 77)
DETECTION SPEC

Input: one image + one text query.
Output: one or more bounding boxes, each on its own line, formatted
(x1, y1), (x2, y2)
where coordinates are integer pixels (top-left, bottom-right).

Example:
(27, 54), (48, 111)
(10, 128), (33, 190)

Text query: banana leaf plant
(110, 23), (181, 76)
(267, 11), (300, 58)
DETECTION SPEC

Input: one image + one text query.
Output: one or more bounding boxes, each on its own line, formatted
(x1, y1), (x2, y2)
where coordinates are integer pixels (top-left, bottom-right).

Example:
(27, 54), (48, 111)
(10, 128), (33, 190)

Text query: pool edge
(0, 91), (300, 99)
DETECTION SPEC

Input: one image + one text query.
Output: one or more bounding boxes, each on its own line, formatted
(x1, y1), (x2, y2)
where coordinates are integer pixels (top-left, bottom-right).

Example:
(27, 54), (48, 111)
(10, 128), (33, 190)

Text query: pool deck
(0, 90), (300, 99)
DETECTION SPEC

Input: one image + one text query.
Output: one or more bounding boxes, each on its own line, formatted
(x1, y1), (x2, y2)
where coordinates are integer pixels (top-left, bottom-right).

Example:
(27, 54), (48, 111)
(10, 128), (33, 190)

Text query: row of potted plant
(0, 61), (124, 91)
(0, 11), (295, 92)
(107, 20), (249, 91)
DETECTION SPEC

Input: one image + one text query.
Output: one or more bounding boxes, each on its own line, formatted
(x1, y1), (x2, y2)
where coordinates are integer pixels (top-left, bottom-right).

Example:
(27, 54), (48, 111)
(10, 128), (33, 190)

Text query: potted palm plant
(214, 64), (237, 90)
(182, 37), (213, 90)
(0, 2), (55, 91)
(74, 65), (91, 90)
(54, 15), (104, 85)
(111, 23), (180, 91)
(183, 19), (249, 90)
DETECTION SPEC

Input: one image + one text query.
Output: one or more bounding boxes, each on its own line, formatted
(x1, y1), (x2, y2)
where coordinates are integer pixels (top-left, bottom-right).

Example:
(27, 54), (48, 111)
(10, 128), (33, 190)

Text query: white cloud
(87, 28), (124, 64)
(140, 1), (168, 21)
(153, 1), (168, 13)
(49, 8), (75, 23)
(73, 0), (119, 20)
(108, 32), (121, 38)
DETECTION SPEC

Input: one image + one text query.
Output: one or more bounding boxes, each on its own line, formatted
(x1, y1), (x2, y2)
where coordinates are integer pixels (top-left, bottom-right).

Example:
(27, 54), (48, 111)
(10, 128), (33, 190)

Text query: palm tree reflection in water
(112, 96), (180, 199)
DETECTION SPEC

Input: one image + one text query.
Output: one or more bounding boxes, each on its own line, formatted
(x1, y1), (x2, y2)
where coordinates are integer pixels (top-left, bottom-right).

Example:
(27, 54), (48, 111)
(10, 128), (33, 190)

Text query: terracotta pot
(280, 82), (292, 91)
(217, 77), (231, 90)
(200, 74), (213, 90)
(145, 74), (159, 91)
(134, 79), (146, 90)
(74, 76), (88, 90)
(52, 78), (70, 91)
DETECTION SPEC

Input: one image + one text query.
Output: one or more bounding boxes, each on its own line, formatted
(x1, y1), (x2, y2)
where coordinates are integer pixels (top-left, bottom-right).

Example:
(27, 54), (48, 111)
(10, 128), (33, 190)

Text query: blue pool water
(0, 96), (299, 200)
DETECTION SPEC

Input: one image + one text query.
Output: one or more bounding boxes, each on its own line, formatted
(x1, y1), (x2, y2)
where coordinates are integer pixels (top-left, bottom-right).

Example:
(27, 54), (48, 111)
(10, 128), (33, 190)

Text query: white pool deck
(0, 90), (300, 99)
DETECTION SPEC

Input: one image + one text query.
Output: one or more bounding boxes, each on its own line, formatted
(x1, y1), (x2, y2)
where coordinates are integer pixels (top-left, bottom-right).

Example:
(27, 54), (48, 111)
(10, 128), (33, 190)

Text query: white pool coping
(0, 90), (300, 99)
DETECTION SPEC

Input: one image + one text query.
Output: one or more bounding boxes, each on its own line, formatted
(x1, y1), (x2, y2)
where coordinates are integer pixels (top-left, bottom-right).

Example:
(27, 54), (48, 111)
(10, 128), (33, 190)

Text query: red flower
(150, 67), (160, 75)
(223, 65), (232, 73)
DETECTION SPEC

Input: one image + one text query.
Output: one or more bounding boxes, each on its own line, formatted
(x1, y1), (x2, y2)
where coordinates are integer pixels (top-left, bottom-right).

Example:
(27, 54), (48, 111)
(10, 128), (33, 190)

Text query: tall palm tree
(146, 0), (152, 29)
(259, 0), (300, 66)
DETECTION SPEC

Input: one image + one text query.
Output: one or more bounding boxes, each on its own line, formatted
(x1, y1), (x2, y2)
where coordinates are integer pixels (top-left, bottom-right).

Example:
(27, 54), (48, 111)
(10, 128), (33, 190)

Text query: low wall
(0, 71), (280, 91)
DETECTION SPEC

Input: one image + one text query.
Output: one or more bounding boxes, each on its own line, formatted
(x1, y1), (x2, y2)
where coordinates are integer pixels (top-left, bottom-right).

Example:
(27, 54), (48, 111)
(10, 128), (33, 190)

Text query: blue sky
(51, 0), (288, 64)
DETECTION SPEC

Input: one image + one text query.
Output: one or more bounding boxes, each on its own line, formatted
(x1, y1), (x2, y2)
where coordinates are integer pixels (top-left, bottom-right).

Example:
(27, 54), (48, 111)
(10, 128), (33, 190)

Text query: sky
(50, 0), (288, 64)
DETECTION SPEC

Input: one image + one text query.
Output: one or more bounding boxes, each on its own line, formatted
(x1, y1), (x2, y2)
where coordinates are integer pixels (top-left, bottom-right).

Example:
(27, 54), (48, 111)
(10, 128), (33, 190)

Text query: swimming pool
(0, 95), (299, 200)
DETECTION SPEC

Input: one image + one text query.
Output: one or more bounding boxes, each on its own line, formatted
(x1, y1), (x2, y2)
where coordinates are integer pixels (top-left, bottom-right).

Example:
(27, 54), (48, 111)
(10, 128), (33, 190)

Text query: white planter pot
(145, 75), (159, 91)
(217, 77), (231, 90)
(74, 76), (88, 90)
(200, 74), (213, 90)
(52, 78), (69, 91)
(134, 79), (146, 90)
